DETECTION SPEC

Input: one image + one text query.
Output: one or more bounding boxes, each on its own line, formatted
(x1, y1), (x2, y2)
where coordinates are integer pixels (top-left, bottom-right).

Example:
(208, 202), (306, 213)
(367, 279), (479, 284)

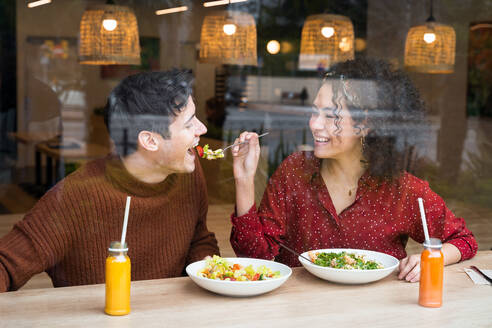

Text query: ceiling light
(223, 23), (237, 35)
(155, 6), (188, 15)
(27, 0), (51, 8)
(299, 14), (354, 70)
(102, 19), (117, 31)
(204, 0), (229, 7)
(79, 4), (141, 65)
(199, 11), (257, 66)
(321, 27), (334, 38)
(404, 0), (455, 73)
(266, 40), (280, 54)
(423, 32), (436, 44)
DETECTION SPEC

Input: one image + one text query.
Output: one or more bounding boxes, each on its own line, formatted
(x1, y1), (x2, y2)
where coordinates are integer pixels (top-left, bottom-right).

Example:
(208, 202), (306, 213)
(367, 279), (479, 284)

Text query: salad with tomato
(308, 251), (383, 270)
(196, 144), (224, 160)
(198, 255), (281, 281)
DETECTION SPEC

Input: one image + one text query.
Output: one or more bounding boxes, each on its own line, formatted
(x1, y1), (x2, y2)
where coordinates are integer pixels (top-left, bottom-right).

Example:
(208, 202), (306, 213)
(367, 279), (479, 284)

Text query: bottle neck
(424, 246), (442, 252)
(109, 250), (128, 257)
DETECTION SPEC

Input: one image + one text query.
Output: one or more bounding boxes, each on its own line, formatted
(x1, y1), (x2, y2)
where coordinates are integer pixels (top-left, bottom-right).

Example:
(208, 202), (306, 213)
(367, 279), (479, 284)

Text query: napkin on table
(464, 268), (492, 285)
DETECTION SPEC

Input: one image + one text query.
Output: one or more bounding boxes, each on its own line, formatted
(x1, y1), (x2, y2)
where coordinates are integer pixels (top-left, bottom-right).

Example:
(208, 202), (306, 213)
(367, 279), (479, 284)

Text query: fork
(222, 132), (269, 152)
(470, 265), (492, 284)
(270, 238), (317, 265)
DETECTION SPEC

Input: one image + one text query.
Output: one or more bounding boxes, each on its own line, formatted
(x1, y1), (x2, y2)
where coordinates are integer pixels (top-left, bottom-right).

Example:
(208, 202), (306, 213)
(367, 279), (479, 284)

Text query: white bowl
(299, 248), (399, 284)
(186, 257), (292, 297)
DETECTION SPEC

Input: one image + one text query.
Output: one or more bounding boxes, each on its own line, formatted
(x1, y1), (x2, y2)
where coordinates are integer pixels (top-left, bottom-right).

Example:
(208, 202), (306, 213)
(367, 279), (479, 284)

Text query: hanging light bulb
(321, 26), (334, 38)
(266, 40), (280, 54)
(404, 0), (455, 73)
(423, 32), (436, 44)
(102, 19), (117, 31)
(223, 23), (237, 35)
(199, 11), (257, 66)
(299, 14), (354, 70)
(78, 4), (141, 65)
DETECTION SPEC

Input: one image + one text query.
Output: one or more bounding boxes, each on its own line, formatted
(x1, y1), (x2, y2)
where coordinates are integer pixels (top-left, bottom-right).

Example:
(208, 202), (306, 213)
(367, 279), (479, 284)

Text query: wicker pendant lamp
(298, 14), (354, 70)
(404, 0), (455, 73)
(199, 11), (257, 66)
(78, 4), (141, 65)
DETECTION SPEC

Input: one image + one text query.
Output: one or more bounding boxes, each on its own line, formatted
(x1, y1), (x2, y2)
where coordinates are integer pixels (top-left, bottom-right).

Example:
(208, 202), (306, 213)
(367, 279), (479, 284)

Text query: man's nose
(196, 119), (207, 136)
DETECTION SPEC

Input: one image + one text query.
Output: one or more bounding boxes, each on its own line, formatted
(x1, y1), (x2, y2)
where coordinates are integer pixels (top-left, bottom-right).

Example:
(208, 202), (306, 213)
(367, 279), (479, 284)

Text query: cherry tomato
(196, 146), (204, 158)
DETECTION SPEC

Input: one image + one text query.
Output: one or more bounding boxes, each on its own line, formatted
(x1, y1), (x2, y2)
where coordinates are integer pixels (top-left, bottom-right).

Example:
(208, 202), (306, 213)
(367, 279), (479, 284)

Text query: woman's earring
(360, 135), (369, 166)
(354, 125), (363, 135)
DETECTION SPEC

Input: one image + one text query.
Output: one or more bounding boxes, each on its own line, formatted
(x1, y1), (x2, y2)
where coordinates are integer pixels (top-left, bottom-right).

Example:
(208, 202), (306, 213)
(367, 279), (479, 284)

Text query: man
(0, 69), (219, 291)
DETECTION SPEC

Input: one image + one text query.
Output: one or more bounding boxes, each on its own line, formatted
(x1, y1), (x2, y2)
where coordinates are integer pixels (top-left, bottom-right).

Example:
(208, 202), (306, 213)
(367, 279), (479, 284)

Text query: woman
(230, 59), (477, 282)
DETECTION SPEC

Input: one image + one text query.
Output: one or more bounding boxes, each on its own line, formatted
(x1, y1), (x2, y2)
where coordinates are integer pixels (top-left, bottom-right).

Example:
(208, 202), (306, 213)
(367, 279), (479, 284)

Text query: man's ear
(138, 131), (159, 151)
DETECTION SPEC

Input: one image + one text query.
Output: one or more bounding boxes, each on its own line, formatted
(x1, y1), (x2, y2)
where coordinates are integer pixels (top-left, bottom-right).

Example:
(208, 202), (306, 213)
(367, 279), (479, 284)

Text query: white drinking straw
(417, 197), (430, 244)
(120, 196), (131, 249)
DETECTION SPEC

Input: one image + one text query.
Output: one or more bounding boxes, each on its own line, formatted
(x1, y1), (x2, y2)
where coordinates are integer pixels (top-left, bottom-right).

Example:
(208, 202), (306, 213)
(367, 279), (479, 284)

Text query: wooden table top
(1, 251), (490, 327)
(8, 132), (57, 144)
(35, 141), (109, 161)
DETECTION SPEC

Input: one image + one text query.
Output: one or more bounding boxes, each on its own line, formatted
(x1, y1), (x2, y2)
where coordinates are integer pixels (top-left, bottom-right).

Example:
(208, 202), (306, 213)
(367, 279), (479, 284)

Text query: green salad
(309, 251), (383, 270)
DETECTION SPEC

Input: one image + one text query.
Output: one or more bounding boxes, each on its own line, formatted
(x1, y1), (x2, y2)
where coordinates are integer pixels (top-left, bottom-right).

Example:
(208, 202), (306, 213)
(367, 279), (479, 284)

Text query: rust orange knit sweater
(0, 155), (219, 291)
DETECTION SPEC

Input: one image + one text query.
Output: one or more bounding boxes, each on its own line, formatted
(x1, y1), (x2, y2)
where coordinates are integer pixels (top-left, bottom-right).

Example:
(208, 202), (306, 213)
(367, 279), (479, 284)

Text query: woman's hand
(232, 132), (260, 181)
(232, 132), (260, 216)
(398, 243), (461, 283)
(398, 254), (421, 282)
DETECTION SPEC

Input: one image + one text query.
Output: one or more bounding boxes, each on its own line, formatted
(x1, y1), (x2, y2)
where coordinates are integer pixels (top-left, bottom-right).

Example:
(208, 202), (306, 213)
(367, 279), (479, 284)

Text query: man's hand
(398, 254), (421, 283)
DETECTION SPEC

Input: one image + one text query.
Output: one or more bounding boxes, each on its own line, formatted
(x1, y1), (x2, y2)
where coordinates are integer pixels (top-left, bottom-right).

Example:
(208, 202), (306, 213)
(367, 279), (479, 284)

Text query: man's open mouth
(187, 140), (199, 155)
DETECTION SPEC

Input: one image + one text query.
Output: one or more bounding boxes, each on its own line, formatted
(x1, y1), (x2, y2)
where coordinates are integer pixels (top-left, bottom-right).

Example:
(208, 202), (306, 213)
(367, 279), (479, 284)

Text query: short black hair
(324, 58), (428, 180)
(104, 69), (194, 155)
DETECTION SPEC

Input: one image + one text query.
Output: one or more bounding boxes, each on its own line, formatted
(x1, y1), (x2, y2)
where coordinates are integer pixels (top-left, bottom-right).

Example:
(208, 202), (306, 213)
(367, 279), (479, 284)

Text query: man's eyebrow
(184, 114), (195, 125)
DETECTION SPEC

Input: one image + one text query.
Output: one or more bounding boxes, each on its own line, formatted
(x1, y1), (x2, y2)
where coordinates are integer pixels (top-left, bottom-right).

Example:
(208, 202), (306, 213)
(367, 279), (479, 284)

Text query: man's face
(154, 96), (207, 174)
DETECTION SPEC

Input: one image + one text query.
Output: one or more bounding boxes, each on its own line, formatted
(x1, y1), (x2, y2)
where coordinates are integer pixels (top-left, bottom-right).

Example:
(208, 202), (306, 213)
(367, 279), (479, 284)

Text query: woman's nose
(310, 114), (325, 130)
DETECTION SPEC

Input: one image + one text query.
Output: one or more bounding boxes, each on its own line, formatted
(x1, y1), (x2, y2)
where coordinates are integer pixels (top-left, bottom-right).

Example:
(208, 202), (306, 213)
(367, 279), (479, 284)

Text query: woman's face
(309, 83), (362, 160)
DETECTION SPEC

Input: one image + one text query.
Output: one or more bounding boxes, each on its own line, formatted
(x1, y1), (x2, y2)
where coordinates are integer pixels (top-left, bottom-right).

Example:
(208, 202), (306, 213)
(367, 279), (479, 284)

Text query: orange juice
(105, 242), (131, 316)
(419, 238), (443, 308)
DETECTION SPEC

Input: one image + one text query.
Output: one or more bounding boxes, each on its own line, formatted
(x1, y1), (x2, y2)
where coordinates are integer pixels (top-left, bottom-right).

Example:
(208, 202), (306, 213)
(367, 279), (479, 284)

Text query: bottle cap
(108, 241), (128, 252)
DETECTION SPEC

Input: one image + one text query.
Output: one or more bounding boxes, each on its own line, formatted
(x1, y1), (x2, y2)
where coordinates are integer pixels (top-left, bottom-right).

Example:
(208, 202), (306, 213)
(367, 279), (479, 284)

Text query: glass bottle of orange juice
(419, 238), (443, 308)
(105, 241), (131, 315)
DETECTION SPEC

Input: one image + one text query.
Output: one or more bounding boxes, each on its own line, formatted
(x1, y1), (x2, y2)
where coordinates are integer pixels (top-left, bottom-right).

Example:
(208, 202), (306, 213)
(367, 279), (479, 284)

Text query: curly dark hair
(324, 58), (428, 180)
(104, 69), (194, 155)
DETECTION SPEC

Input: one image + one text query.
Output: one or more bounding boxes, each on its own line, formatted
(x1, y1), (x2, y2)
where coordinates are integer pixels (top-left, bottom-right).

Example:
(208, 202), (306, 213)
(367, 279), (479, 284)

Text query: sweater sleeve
(0, 185), (72, 292)
(230, 161), (289, 260)
(185, 160), (220, 264)
(406, 174), (478, 261)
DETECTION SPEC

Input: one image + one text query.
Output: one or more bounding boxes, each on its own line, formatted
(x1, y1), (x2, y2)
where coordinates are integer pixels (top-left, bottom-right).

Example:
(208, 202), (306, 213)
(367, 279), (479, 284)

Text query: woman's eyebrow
(321, 106), (336, 112)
